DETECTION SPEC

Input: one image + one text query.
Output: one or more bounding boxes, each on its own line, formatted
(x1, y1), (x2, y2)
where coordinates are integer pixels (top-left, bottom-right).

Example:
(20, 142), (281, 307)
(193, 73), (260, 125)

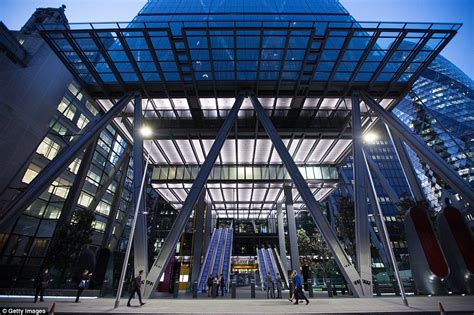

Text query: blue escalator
(221, 228), (233, 289)
(264, 247), (277, 285)
(211, 228), (226, 278)
(197, 228), (219, 292)
(257, 248), (268, 289)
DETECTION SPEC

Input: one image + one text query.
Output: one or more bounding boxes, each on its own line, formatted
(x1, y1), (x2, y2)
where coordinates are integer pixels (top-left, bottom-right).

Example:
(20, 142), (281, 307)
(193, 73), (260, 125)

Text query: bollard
(308, 279), (314, 298)
(411, 278), (418, 295)
(231, 280), (236, 298)
(326, 280), (333, 298)
(193, 280), (198, 298)
(392, 279), (400, 296)
(374, 279), (381, 297)
(173, 279), (179, 298)
(250, 279), (256, 298)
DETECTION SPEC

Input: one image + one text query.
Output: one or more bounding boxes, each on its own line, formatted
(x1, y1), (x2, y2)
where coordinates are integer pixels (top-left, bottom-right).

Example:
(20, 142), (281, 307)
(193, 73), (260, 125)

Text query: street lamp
(114, 151), (151, 308)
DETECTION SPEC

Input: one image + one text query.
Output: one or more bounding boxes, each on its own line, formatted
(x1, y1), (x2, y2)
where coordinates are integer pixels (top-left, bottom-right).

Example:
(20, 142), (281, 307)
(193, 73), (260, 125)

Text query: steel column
(249, 93), (364, 297)
(204, 201), (212, 251)
(283, 186), (301, 273)
(351, 93), (372, 297)
(114, 154), (150, 308)
(0, 93), (133, 228)
(362, 150), (409, 306)
(143, 93), (245, 298)
(276, 202), (289, 272)
(362, 92), (474, 205)
(133, 92), (148, 277)
(191, 190), (206, 284)
(364, 150), (401, 205)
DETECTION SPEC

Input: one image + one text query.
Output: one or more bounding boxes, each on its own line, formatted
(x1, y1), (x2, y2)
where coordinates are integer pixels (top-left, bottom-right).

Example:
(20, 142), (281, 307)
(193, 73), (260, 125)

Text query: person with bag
(75, 269), (92, 303)
(127, 270), (145, 307)
(292, 270), (309, 305)
(34, 268), (50, 303)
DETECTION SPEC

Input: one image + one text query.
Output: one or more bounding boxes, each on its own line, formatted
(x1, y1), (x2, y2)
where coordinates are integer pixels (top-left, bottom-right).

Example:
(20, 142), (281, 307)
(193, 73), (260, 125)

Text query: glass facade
(394, 48), (474, 212)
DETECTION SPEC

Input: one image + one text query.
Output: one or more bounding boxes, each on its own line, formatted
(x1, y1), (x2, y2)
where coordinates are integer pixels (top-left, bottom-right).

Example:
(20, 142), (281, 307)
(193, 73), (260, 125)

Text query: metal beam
(0, 93), (133, 228)
(133, 92), (148, 277)
(351, 93), (372, 297)
(362, 93), (474, 205)
(276, 202), (288, 272)
(143, 93), (245, 298)
(362, 150), (408, 306)
(249, 93), (364, 297)
(283, 186), (301, 274)
(191, 190), (206, 284)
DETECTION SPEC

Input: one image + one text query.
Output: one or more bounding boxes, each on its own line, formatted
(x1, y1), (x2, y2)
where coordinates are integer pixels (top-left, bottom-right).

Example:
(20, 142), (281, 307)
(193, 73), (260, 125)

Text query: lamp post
(114, 148), (150, 308)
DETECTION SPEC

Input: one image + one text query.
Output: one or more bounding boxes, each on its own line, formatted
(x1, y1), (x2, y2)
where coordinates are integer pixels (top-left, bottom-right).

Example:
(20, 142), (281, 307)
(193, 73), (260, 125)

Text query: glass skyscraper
(394, 46), (474, 212)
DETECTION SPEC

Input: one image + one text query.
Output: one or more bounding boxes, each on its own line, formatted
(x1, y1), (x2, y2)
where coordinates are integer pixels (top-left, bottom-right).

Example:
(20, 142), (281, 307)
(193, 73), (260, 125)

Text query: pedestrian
(265, 272), (274, 299)
(288, 272), (295, 302)
(292, 270), (309, 305)
(75, 269), (92, 303)
(34, 268), (50, 303)
(219, 274), (225, 296)
(207, 275), (213, 297)
(276, 272), (282, 299)
(127, 270), (145, 307)
(212, 276), (219, 298)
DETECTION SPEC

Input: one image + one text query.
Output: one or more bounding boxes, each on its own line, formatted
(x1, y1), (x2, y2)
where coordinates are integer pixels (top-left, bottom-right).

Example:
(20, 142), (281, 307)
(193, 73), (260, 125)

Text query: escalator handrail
(197, 228), (219, 292)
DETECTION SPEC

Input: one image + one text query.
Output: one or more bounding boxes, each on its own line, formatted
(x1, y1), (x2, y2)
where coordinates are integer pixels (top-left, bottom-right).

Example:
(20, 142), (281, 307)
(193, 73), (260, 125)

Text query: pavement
(1, 293), (474, 314)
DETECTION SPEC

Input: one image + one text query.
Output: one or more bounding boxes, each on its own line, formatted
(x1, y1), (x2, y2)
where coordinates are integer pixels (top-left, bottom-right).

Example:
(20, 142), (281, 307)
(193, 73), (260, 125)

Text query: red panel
(444, 206), (474, 273)
(410, 206), (449, 277)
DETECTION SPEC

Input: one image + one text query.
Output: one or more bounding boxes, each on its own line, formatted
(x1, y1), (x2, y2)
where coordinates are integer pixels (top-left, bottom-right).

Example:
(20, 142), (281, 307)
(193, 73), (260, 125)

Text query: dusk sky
(1, 0), (472, 78)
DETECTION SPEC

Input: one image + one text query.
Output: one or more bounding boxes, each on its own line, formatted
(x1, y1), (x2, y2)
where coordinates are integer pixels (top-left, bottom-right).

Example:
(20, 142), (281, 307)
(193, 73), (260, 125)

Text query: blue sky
(1, 0), (472, 78)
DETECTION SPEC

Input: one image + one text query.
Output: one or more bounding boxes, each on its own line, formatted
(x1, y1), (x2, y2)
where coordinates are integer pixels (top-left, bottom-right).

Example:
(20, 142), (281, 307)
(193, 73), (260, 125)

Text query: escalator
(221, 227), (233, 289)
(197, 228), (219, 292)
(257, 248), (268, 289)
(197, 228), (233, 293)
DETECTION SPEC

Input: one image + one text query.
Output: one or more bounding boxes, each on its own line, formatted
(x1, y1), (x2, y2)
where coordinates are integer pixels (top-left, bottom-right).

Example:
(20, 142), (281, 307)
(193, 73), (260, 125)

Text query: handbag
(78, 280), (86, 289)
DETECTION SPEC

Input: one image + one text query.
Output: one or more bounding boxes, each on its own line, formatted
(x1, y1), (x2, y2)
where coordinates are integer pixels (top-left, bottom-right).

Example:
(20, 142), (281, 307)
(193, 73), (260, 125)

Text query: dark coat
(35, 272), (51, 289)
(132, 275), (142, 290)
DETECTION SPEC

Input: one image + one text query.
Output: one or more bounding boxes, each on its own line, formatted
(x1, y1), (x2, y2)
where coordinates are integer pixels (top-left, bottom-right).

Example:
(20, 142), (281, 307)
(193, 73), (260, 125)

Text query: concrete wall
(0, 31), (73, 208)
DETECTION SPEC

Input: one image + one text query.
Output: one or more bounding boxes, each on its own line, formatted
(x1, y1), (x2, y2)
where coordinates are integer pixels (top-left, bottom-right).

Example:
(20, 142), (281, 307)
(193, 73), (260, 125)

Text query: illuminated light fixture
(363, 132), (379, 144)
(140, 125), (152, 137)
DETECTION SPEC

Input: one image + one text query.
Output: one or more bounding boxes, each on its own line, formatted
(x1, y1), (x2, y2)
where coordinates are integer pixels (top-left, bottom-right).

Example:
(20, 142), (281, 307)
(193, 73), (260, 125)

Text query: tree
(335, 196), (355, 258)
(45, 209), (95, 283)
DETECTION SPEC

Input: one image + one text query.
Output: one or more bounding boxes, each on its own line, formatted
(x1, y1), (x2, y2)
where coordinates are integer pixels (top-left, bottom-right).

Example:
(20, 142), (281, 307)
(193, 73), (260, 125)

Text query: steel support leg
(276, 202), (289, 271)
(361, 92), (474, 205)
(204, 201), (212, 251)
(283, 186), (301, 273)
(249, 93), (364, 298)
(351, 93), (372, 297)
(191, 190), (205, 284)
(133, 92), (148, 277)
(143, 93), (245, 298)
(0, 92), (133, 228)
(362, 150), (409, 306)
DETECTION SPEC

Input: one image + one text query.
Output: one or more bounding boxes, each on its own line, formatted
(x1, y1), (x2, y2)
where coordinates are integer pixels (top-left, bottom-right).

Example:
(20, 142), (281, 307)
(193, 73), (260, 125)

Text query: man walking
(265, 272), (274, 299)
(75, 269), (92, 303)
(292, 270), (309, 305)
(207, 275), (213, 297)
(127, 270), (145, 307)
(219, 274), (226, 296)
(34, 268), (50, 303)
(276, 272), (282, 299)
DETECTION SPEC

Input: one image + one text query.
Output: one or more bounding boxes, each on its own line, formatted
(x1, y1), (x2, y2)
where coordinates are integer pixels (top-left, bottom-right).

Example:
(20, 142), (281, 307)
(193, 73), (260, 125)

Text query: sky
(1, 0), (473, 78)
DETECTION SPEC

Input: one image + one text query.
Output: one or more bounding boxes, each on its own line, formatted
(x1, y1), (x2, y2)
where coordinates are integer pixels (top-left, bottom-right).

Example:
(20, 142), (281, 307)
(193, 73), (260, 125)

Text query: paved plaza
(1, 294), (474, 314)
